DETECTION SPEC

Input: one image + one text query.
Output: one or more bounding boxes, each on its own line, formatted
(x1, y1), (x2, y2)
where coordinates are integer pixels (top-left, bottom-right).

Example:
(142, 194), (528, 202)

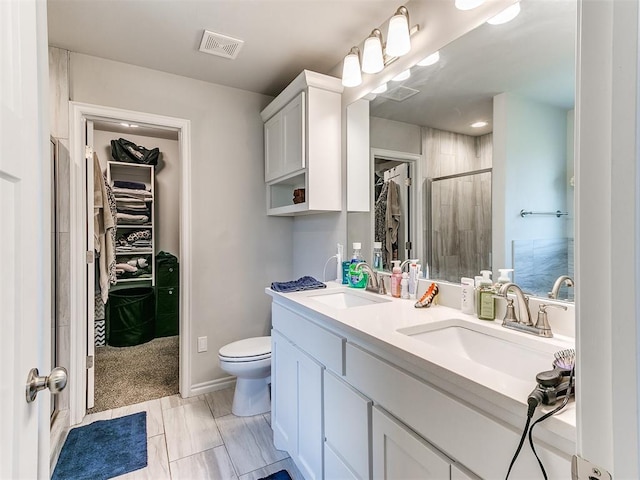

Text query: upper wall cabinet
(261, 70), (343, 216)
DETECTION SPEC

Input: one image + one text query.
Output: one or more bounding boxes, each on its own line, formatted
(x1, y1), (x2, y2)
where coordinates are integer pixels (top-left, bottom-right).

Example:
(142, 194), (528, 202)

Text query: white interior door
(85, 120), (95, 409)
(0, 0), (52, 477)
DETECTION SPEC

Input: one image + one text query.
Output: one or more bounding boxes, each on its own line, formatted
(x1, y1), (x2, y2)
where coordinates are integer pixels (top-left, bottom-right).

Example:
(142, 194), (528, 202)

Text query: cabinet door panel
(451, 464), (481, 480)
(325, 370), (371, 479)
(282, 91), (305, 174)
(296, 346), (323, 480)
(271, 331), (298, 453)
(325, 442), (360, 480)
(372, 406), (450, 480)
(265, 113), (283, 182)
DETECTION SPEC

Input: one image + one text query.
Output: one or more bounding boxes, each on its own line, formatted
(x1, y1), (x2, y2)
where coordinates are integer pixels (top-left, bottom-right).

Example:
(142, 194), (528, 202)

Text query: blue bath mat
(52, 412), (147, 480)
(259, 470), (292, 480)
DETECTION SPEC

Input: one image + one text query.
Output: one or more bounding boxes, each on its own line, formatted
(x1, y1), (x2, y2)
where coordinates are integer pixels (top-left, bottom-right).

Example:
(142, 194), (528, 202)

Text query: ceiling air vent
(382, 86), (420, 102)
(199, 30), (244, 60)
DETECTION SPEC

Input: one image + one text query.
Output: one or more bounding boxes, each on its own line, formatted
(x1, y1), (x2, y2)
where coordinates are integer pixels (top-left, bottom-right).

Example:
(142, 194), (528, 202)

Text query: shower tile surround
(426, 128), (493, 283)
(51, 389), (303, 480)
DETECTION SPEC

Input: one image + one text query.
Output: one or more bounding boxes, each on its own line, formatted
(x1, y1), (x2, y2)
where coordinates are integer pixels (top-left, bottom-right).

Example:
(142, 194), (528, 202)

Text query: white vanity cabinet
(271, 330), (323, 480)
(260, 70), (343, 216)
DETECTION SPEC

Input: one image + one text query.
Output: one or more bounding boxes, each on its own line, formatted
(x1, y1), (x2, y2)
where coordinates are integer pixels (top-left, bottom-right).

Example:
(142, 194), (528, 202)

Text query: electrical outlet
(197, 336), (208, 353)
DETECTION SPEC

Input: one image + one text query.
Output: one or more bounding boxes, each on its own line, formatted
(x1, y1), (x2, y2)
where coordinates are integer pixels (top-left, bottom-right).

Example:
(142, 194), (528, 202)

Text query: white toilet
(218, 336), (272, 417)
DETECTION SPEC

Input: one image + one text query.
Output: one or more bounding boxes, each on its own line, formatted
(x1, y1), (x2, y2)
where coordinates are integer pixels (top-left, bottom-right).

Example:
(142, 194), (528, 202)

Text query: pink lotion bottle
(390, 261), (402, 298)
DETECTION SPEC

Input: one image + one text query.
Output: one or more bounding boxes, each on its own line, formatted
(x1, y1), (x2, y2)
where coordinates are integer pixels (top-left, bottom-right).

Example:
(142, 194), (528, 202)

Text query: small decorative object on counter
(415, 282), (439, 308)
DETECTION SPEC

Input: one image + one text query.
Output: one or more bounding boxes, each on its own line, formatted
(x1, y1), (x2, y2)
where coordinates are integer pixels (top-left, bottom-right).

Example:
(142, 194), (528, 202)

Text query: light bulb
(470, 121), (488, 128)
(371, 83), (388, 94)
(386, 8), (411, 57)
(487, 2), (521, 25)
(342, 49), (362, 87)
(391, 69), (411, 82)
(455, 0), (485, 10)
(362, 31), (384, 74)
(417, 51), (440, 67)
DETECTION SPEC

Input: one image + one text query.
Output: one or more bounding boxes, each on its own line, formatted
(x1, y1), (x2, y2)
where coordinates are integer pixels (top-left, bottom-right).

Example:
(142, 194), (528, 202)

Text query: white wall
(493, 92), (569, 269)
(370, 117), (422, 154)
(68, 52), (293, 387)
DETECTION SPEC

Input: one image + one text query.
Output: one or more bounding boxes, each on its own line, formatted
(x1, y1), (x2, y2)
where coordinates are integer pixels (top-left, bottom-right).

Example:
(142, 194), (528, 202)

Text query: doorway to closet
(69, 103), (192, 425)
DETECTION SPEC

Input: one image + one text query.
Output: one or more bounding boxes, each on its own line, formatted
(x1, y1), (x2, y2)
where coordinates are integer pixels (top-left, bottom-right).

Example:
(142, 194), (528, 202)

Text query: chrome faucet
(399, 259), (411, 272)
(355, 262), (387, 295)
(496, 282), (568, 338)
(548, 275), (574, 300)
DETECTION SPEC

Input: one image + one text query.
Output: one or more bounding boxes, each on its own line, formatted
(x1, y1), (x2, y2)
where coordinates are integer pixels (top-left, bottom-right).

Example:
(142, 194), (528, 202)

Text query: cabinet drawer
(345, 343), (569, 479)
(272, 303), (345, 374)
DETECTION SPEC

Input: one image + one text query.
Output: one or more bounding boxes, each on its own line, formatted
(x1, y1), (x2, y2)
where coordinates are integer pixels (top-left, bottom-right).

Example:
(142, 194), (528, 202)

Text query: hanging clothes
(374, 181), (389, 268)
(386, 179), (401, 264)
(93, 153), (117, 303)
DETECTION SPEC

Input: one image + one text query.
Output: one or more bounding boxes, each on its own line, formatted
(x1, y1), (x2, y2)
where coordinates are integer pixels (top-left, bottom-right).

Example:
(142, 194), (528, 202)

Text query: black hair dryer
(529, 349), (576, 407)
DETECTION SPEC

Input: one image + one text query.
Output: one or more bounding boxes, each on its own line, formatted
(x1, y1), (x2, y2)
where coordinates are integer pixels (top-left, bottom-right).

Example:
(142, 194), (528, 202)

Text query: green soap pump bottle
(476, 270), (496, 320)
(347, 242), (368, 289)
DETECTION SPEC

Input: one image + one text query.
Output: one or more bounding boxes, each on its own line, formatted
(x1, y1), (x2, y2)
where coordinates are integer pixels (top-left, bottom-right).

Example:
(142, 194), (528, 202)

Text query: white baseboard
(187, 376), (236, 397)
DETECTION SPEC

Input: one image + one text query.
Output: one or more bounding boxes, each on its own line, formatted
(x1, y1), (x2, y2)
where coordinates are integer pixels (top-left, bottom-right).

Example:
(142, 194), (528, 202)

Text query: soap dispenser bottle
(476, 270), (496, 320)
(348, 243), (367, 289)
(495, 268), (514, 288)
(391, 261), (402, 298)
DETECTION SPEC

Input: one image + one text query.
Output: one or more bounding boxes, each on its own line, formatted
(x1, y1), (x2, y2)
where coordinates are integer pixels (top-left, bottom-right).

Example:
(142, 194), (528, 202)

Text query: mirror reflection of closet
(374, 158), (412, 269)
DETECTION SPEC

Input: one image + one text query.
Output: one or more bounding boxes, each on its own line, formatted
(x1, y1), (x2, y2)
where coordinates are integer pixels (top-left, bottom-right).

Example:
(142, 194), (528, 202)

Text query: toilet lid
(219, 336), (271, 360)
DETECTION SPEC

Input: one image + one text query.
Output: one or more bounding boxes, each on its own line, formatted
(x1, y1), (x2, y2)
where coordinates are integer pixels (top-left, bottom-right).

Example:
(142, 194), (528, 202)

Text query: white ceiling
(47, 0), (406, 97)
(369, 0), (576, 136)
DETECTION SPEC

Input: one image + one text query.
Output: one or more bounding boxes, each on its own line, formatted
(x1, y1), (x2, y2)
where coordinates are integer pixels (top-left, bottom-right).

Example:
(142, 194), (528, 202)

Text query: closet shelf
(117, 277), (152, 283)
(116, 250), (153, 255)
(116, 224), (153, 229)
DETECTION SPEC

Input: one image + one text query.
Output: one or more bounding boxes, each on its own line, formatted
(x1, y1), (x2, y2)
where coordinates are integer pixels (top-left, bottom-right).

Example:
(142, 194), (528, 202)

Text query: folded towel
(271, 276), (326, 293)
(113, 180), (148, 191)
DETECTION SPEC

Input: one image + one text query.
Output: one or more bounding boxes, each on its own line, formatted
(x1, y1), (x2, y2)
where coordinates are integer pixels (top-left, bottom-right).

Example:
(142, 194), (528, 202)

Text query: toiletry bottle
(408, 260), (419, 297)
(477, 270), (496, 320)
(373, 242), (383, 271)
(390, 261), (402, 298)
(401, 273), (409, 299)
(495, 268), (514, 288)
(474, 275), (483, 313)
(336, 243), (344, 283)
(348, 242), (368, 289)
(460, 277), (475, 314)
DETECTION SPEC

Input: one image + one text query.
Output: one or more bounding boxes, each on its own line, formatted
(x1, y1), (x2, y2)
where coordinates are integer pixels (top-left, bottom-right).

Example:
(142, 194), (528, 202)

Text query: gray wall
(67, 52), (293, 387)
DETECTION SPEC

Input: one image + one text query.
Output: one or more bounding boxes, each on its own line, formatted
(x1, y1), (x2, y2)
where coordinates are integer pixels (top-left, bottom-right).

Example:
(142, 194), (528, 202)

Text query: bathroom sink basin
(308, 290), (391, 309)
(397, 321), (565, 382)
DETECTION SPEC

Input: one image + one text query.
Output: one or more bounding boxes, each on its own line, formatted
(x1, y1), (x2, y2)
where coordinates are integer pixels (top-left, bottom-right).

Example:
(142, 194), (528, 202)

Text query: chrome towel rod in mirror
(520, 209), (568, 218)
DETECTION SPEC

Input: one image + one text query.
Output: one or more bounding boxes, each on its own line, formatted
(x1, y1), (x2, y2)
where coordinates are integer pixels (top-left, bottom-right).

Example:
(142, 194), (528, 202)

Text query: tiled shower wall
(425, 128), (493, 283)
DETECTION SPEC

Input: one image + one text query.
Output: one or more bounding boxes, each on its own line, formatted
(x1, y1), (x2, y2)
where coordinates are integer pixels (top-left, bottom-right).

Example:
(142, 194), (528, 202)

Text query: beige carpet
(89, 336), (179, 413)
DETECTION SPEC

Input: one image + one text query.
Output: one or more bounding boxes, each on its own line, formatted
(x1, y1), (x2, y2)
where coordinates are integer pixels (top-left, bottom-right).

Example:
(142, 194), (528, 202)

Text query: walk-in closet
(89, 120), (181, 412)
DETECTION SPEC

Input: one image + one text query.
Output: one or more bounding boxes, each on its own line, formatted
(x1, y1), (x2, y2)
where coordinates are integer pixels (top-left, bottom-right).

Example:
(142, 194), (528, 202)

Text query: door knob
(25, 367), (68, 403)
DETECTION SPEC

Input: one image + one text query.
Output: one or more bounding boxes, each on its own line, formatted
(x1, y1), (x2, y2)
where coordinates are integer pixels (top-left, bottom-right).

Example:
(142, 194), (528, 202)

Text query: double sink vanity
(266, 280), (575, 479)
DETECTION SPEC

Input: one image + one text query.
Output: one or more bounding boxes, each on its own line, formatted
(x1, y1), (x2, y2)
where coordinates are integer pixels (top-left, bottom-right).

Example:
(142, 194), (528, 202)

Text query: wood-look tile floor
(67, 388), (304, 480)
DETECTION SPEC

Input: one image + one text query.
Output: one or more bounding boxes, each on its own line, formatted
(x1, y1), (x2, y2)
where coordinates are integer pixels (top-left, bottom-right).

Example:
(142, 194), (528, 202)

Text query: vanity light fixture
(371, 83), (388, 94)
(417, 51), (440, 67)
(119, 122), (139, 128)
(487, 1), (521, 25)
(391, 69), (411, 82)
(471, 121), (489, 128)
(362, 29), (385, 74)
(342, 47), (363, 87)
(455, 0), (485, 11)
(386, 6), (411, 57)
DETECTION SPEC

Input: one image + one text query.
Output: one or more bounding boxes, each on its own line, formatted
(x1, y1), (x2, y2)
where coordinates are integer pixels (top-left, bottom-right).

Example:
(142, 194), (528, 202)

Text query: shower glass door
(428, 169), (492, 283)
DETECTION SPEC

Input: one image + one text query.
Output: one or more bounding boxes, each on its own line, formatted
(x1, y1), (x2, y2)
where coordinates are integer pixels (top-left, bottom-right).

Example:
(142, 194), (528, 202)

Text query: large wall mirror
(347, 0), (576, 301)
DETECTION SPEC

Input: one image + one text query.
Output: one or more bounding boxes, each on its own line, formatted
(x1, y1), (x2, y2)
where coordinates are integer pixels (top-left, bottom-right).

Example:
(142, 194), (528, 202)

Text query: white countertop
(266, 280), (576, 451)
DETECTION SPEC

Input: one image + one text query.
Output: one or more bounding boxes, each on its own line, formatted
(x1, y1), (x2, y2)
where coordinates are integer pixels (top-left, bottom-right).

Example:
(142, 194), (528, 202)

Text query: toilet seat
(218, 336), (271, 363)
